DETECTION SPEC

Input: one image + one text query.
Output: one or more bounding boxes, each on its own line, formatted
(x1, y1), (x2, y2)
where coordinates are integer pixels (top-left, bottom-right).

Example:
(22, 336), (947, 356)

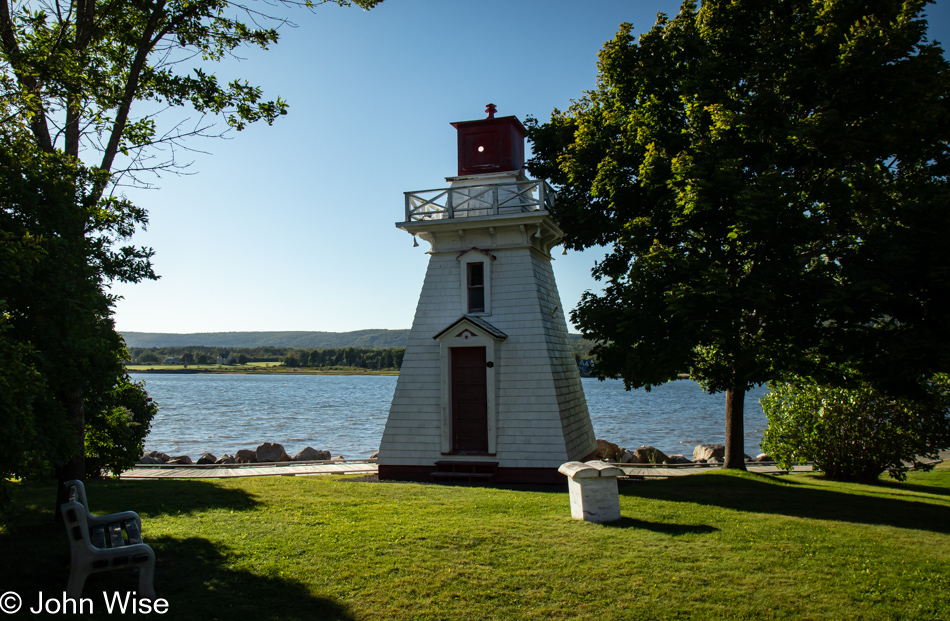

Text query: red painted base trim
(378, 464), (565, 485)
(377, 465), (433, 482)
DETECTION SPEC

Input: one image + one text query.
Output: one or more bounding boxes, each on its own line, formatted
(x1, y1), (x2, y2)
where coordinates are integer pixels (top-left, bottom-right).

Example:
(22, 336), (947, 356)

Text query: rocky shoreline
(141, 438), (769, 467)
(591, 439), (771, 464)
(140, 441), (379, 465)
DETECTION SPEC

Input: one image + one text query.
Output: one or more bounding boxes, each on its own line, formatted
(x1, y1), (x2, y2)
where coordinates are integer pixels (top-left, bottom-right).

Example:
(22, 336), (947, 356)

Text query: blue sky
(111, 0), (950, 335)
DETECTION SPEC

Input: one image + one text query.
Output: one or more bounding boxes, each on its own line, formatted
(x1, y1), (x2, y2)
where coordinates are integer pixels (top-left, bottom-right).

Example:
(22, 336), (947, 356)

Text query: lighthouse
(377, 105), (596, 484)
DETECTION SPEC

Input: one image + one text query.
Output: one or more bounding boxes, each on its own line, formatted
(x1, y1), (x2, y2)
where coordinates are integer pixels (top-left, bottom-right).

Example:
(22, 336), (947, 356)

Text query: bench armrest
(86, 510), (142, 530)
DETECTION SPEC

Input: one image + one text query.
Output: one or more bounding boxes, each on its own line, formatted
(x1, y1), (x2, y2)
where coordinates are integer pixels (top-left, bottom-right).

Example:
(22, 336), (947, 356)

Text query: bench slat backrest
(108, 522), (124, 548)
(125, 519), (143, 545)
(90, 526), (106, 549)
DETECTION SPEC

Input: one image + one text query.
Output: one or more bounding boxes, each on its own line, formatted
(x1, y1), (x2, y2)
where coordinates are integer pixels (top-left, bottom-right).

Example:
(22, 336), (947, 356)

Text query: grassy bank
(124, 362), (398, 375)
(2, 464), (948, 620)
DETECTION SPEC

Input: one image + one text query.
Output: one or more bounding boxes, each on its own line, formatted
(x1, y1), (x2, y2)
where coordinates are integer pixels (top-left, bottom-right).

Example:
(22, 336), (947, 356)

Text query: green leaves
(85, 374), (159, 478)
(761, 375), (950, 482)
(526, 0), (950, 396)
(526, 0), (950, 467)
(1, 0), (379, 491)
(0, 0), (363, 183)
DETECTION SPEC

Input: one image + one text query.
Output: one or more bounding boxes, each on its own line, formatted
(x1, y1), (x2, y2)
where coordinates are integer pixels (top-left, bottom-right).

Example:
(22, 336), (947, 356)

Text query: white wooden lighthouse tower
(377, 105), (596, 484)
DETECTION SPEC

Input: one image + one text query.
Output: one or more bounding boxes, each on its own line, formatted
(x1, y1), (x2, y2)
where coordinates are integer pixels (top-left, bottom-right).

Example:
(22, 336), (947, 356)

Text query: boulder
(256, 442), (292, 462)
(706, 456), (723, 465)
(144, 450), (170, 463)
(369, 450), (379, 459)
(594, 439), (623, 462)
(139, 455), (164, 465)
(666, 454), (693, 464)
(693, 443), (725, 461)
(235, 449), (258, 463)
(196, 453), (217, 465)
(293, 447), (331, 461)
(215, 454), (237, 465)
(167, 455), (193, 465)
(620, 449), (636, 464)
(632, 445), (669, 464)
(331, 455), (346, 462)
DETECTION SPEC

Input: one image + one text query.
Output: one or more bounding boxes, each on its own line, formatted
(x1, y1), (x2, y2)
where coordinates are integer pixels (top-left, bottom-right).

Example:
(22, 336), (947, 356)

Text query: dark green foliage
(138, 351), (160, 364)
(0, 132), (155, 497)
(2, 0), (381, 501)
(526, 0), (950, 467)
(762, 376), (950, 482)
(84, 375), (159, 479)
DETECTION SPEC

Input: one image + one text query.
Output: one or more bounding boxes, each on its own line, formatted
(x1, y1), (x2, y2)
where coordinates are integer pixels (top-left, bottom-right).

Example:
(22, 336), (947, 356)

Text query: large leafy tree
(527, 0), (950, 469)
(0, 0), (379, 503)
(0, 129), (151, 501)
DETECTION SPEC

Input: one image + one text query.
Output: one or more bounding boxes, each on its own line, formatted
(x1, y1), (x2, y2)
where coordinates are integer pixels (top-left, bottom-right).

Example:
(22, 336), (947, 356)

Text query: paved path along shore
(122, 461), (378, 480)
(122, 451), (948, 481)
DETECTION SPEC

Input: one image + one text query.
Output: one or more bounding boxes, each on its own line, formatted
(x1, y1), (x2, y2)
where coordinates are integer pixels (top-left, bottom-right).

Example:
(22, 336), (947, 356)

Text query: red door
(451, 347), (489, 453)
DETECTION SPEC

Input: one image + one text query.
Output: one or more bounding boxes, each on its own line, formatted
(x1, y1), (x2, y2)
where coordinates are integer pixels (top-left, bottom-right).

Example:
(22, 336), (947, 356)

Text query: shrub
(761, 376), (950, 482)
(85, 375), (157, 478)
(137, 351), (159, 364)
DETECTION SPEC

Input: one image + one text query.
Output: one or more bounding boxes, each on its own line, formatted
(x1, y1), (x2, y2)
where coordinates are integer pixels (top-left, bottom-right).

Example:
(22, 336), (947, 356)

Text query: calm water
(133, 374), (768, 459)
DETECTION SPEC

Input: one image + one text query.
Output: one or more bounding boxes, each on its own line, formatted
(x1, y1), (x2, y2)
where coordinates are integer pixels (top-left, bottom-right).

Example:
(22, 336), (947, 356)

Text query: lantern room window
(467, 263), (485, 313)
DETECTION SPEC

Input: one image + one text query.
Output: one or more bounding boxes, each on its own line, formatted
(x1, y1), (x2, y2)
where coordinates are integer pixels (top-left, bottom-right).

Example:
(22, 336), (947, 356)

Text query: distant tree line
(127, 346), (406, 370)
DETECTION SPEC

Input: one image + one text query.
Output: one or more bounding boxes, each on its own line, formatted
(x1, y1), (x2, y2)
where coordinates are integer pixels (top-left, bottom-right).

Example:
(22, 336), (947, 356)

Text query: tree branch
(0, 0), (54, 151)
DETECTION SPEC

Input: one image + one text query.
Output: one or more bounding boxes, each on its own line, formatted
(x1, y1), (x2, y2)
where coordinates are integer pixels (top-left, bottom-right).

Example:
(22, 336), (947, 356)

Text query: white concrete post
(558, 461), (623, 523)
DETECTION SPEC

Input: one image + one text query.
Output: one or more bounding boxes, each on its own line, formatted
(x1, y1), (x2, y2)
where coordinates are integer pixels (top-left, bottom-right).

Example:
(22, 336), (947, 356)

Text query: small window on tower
(467, 263), (485, 313)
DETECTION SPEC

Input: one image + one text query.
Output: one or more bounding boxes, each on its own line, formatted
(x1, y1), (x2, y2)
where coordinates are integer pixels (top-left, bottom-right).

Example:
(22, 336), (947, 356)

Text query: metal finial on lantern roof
(485, 103), (496, 119)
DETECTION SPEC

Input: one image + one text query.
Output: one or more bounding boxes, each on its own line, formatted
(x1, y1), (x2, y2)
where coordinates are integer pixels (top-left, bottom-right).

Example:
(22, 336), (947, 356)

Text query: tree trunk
(723, 386), (747, 470)
(55, 387), (85, 519)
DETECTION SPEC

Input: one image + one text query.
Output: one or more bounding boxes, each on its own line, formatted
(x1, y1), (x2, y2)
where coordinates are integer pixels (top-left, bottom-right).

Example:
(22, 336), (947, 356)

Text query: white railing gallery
(404, 180), (555, 221)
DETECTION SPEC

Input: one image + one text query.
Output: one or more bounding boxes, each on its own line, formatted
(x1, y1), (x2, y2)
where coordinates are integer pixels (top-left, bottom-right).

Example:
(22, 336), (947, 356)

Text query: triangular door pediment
(432, 315), (508, 342)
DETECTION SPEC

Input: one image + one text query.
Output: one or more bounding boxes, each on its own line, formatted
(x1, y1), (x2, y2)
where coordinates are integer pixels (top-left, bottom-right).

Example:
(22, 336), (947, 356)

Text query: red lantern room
(450, 104), (526, 177)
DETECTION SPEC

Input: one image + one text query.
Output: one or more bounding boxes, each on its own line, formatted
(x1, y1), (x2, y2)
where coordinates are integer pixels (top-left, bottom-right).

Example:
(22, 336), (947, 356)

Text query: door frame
(436, 319), (502, 456)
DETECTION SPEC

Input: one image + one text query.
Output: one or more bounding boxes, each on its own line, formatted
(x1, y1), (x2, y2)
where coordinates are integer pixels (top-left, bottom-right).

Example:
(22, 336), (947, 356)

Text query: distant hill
(122, 329), (593, 352)
(121, 330), (412, 349)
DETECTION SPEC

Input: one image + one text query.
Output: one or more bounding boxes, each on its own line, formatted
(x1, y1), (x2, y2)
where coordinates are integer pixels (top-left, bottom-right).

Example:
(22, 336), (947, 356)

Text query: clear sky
(110, 0), (950, 335)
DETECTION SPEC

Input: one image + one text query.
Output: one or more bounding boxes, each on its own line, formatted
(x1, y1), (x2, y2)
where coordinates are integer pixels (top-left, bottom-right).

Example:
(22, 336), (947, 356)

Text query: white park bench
(60, 479), (156, 599)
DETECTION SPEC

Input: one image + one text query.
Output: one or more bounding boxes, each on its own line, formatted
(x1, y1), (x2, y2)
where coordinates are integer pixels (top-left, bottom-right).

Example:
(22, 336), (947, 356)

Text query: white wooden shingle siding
(379, 200), (597, 470)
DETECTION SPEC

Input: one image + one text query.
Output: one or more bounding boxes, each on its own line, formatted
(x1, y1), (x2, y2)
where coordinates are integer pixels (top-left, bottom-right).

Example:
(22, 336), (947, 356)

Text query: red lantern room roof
(450, 104), (526, 177)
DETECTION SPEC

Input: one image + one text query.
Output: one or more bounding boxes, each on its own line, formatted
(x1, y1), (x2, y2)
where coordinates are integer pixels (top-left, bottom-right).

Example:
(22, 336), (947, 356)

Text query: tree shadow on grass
(620, 472), (950, 534)
(874, 480), (950, 498)
(0, 480), (269, 614)
(602, 517), (719, 535)
(0, 522), (355, 621)
(4, 478), (261, 523)
(89, 478), (261, 517)
(75, 536), (355, 621)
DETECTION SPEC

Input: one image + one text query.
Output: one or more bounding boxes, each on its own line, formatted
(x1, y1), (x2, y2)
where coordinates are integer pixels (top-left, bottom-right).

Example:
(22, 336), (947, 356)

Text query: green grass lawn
(2, 464), (948, 620)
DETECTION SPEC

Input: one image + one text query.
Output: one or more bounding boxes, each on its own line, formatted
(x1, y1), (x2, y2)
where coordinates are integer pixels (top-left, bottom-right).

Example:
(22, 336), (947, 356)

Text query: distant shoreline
(126, 365), (399, 376)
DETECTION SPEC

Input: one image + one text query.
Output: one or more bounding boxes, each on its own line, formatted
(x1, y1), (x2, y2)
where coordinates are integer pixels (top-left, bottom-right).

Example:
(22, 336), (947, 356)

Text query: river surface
(132, 374), (769, 460)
